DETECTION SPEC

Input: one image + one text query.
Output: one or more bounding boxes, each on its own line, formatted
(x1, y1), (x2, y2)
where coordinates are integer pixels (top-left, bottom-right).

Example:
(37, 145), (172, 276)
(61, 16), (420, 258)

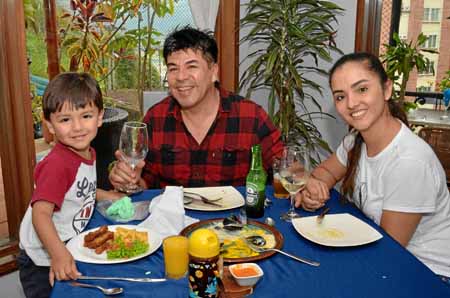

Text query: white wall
(143, 91), (168, 113)
(239, 0), (357, 153)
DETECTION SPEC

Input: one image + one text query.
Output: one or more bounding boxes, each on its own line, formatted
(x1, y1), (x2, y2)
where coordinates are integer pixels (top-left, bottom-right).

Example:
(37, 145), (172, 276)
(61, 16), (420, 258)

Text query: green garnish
(106, 236), (149, 260)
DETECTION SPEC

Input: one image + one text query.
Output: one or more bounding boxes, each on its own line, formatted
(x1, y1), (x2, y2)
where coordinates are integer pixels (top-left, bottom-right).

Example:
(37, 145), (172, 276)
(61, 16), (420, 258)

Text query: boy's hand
(109, 150), (146, 192)
(49, 247), (80, 286)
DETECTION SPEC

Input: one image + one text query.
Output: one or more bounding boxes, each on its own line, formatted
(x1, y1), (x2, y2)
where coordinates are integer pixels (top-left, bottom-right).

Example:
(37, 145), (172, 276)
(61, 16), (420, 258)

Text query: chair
(418, 127), (450, 186)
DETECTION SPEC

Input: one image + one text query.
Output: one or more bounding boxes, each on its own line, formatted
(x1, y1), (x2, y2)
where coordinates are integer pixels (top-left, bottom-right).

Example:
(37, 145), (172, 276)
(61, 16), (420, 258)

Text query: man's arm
(96, 189), (125, 201)
(32, 201), (80, 285)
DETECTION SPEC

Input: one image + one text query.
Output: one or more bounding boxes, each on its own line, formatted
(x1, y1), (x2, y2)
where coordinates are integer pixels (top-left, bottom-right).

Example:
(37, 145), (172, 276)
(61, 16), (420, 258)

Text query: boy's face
(45, 101), (104, 158)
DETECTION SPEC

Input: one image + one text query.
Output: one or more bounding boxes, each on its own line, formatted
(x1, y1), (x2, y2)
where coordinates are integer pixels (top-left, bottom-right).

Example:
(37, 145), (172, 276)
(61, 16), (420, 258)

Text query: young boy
(17, 72), (121, 298)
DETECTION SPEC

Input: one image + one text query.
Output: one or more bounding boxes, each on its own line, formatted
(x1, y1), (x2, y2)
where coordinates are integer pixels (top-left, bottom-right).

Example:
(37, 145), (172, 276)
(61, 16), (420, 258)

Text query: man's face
(166, 49), (218, 110)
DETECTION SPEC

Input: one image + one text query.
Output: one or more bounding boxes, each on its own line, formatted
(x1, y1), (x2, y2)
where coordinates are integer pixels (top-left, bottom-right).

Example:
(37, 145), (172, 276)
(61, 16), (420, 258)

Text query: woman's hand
(295, 177), (330, 211)
(109, 150), (145, 192)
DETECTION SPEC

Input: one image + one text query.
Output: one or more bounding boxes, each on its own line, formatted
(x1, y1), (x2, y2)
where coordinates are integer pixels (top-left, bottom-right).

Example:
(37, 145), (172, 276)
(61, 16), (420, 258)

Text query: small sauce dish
(229, 263), (263, 287)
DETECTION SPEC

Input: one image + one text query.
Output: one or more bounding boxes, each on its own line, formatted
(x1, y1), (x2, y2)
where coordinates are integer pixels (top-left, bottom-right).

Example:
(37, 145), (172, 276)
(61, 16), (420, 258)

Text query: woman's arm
(311, 153), (347, 189)
(295, 153), (347, 210)
(380, 210), (422, 247)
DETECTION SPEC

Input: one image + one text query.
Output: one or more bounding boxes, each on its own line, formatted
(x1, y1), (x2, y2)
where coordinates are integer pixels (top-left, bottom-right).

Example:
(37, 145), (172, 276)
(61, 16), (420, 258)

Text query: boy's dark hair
(42, 72), (103, 121)
(163, 26), (218, 64)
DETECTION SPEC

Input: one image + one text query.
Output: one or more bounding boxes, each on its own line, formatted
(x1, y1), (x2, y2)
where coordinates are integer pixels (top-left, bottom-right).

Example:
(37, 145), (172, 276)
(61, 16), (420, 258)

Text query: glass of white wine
(119, 121), (149, 193)
(279, 146), (311, 221)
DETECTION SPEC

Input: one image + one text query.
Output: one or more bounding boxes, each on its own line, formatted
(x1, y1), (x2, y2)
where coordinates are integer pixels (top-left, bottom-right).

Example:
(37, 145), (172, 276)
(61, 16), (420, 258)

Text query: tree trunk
(43, 0), (60, 143)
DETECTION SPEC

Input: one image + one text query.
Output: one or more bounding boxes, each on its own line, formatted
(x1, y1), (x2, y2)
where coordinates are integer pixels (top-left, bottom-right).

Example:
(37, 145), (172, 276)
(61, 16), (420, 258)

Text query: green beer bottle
(245, 144), (267, 218)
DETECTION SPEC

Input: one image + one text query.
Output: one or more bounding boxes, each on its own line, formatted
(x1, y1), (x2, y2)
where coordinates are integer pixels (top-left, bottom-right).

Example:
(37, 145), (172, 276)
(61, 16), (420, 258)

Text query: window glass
(380, 0), (449, 109)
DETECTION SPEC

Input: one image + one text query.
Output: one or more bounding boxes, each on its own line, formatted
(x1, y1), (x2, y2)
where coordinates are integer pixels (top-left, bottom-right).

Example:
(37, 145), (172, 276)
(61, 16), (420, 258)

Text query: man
(109, 26), (283, 189)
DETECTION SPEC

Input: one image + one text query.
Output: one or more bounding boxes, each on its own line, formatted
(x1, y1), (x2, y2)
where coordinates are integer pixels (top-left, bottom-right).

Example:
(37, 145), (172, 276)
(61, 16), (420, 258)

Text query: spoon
(245, 236), (320, 267)
(264, 217), (275, 226)
(70, 281), (124, 295)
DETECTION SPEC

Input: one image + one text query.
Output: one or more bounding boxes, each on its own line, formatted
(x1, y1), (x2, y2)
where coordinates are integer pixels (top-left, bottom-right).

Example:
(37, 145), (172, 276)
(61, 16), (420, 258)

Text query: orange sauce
(232, 266), (258, 277)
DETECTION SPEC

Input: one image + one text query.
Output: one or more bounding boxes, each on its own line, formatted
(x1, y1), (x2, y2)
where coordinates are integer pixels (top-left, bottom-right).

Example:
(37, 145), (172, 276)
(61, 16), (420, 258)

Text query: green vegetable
(106, 236), (149, 260)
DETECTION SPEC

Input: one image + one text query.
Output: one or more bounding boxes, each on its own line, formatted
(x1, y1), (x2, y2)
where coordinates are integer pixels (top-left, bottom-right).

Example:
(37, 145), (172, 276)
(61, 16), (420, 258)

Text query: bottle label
(246, 183), (259, 206)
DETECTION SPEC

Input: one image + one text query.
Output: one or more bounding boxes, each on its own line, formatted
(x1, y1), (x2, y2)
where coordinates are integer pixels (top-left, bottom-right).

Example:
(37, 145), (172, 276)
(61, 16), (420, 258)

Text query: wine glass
(279, 146), (311, 221)
(119, 121), (149, 193)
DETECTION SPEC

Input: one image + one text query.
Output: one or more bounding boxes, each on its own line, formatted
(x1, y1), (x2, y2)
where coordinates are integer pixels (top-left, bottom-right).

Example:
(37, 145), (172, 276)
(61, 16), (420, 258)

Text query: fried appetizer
(84, 225), (108, 244)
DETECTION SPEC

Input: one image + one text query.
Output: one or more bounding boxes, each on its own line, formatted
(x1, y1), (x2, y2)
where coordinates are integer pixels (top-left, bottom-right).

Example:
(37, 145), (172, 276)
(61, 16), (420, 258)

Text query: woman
(296, 52), (450, 281)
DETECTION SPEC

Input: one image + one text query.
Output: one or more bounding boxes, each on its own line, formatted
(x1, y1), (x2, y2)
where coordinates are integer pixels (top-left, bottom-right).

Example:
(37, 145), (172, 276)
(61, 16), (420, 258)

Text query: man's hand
(295, 178), (330, 211)
(109, 150), (145, 191)
(49, 247), (80, 286)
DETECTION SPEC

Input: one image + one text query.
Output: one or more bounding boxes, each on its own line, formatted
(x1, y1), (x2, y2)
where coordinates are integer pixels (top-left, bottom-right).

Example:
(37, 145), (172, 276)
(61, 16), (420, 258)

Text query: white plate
(183, 186), (245, 211)
(292, 213), (383, 247)
(66, 225), (162, 264)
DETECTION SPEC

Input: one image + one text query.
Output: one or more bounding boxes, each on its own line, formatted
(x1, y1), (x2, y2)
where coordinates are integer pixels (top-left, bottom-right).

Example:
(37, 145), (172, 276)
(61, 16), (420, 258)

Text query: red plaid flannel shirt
(142, 88), (283, 188)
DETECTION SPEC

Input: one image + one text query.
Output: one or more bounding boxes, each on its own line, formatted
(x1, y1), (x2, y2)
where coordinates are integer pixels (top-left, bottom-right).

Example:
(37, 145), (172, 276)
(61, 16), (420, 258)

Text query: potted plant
(381, 32), (438, 112)
(239, 0), (344, 160)
(31, 93), (43, 139)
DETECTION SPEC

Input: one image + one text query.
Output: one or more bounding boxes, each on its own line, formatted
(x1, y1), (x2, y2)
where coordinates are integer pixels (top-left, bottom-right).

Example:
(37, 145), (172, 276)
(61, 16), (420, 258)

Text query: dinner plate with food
(66, 225), (162, 264)
(180, 216), (283, 263)
(292, 213), (383, 247)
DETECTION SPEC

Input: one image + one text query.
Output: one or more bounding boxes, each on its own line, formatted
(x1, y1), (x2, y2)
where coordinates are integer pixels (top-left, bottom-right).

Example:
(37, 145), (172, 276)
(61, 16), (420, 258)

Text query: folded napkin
(138, 186), (198, 239)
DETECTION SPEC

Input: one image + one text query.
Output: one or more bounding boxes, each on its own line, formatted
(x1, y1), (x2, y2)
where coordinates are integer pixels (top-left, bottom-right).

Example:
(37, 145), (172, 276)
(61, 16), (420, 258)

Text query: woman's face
(331, 61), (392, 134)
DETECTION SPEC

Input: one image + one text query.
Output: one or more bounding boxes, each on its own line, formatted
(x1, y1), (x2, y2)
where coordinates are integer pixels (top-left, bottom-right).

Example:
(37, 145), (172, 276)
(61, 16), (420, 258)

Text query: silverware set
(77, 276), (167, 282)
(244, 236), (320, 267)
(183, 192), (223, 207)
(71, 276), (167, 295)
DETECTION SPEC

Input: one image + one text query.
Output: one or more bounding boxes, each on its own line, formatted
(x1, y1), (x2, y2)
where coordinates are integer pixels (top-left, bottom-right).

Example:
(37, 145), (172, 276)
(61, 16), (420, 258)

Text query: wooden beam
(355, 0), (366, 52)
(354, 0), (383, 55)
(215, 0), (239, 92)
(0, 0), (35, 240)
(43, 0), (59, 78)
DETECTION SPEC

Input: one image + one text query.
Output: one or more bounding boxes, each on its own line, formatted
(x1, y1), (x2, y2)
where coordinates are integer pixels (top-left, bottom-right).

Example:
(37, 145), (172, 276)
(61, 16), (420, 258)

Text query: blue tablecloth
(51, 187), (450, 298)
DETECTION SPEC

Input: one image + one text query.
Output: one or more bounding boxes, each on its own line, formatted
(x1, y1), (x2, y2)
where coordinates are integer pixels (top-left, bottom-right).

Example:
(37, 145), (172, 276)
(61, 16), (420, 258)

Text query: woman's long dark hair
(329, 52), (409, 199)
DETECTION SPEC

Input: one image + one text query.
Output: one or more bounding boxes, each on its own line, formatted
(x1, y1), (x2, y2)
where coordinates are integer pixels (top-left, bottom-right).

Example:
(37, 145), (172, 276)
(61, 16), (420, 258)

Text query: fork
(246, 241), (320, 267)
(316, 207), (330, 224)
(184, 192), (223, 207)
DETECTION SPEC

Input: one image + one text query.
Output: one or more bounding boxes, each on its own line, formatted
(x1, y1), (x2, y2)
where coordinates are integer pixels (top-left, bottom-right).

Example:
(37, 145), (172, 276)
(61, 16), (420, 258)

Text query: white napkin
(138, 186), (198, 239)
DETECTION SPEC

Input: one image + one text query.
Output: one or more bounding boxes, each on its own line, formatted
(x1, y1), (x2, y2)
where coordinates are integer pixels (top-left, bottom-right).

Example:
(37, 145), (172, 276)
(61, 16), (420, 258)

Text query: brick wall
(436, 1), (450, 89)
(406, 0), (425, 92)
(379, 0), (393, 56)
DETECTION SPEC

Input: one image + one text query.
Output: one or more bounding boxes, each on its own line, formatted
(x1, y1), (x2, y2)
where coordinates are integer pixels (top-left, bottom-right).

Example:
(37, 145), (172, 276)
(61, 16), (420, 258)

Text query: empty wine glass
(119, 121), (149, 193)
(279, 146), (311, 222)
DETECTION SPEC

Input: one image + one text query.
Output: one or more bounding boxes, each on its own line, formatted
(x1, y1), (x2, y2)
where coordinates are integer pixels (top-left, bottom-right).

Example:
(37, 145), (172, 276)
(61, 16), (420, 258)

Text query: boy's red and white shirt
(19, 142), (97, 266)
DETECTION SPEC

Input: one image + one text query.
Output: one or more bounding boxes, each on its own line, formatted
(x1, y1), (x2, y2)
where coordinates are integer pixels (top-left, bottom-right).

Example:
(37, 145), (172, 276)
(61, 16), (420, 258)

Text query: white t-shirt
(19, 142), (97, 266)
(336, 122), (450, 277)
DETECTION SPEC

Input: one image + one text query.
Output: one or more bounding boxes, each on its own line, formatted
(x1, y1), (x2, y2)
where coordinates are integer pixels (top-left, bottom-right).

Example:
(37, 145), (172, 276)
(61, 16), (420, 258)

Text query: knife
(78, 276), (167, 282)
(316, 207), (330, 224)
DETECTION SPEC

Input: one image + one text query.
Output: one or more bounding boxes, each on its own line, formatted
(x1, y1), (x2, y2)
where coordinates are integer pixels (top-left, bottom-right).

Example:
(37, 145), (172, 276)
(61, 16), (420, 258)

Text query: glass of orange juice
(163, 235), (189, 279)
